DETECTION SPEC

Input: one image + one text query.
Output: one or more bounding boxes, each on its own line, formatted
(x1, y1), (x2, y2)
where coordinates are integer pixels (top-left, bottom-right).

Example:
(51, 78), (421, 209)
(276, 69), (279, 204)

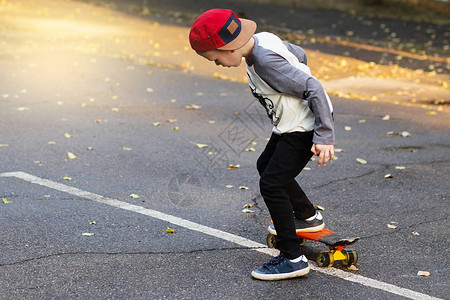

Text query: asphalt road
(0, 1), (449, 299)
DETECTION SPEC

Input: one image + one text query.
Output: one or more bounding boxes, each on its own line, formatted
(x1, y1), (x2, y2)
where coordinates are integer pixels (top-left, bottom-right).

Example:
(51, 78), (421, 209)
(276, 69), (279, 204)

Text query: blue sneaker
(251, 254), (310, 280)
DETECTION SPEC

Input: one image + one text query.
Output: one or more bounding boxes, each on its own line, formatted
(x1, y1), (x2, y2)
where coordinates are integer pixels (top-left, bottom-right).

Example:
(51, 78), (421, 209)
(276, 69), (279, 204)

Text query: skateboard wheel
(342, 249), (358, 266)
(266, 233), (277, 249)
(316, 251), (334, 267)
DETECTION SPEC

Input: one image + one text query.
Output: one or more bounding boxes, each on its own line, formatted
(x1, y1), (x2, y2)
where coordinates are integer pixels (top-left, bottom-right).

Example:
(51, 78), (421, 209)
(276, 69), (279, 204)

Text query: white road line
(1, 171), (442, 300)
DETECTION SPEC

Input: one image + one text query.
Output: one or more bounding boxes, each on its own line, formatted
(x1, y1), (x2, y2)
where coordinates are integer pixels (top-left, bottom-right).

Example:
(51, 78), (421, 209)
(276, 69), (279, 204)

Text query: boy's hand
(311, 144), (334, 167)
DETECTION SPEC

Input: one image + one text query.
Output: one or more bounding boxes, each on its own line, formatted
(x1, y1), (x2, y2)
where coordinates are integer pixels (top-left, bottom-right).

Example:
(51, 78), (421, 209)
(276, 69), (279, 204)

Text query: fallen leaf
(303, 167), (312, 171)
(87, 147), (94, 151)
(239, 186), (249, 190)
(64, 133), (74, 138)
(190, 142), (209, 149)
(384, 174), (394, 178)
(356, 158), (367, 164)
(172, 126), (179, 130)
(62, 177), (72, 181)
(335, 148), (344, 153)
(411, 231), (420, 236)
(206, 120), (215, 124)
(0, 144), (9, 147)
(166, 227), (176, 233)
(82, 233), (94, 236)
(123, 147), (132, 151)
(129, 194), (140, 198)
(401, 131), (411, 137)
(359, 120), (367, 123)
(67, 152), (77, 160)
(345, 126), (352, 131)
(382, 115), (390, 120)
(151, 122), (162, 126)
(347, 265), (359, 271)
(227, 164), (240, 170)
(417, 271), (430, 277)
(395, 166), (406, 170)
(224, 185), (234, 188)
(166, 119), (177, 123)
(245, 147), (256, 152)
(89, 221), (97, 225)
(146, 88), (154, 92)
(2, 198), (12, 204)
(314, 205), (325, 211)
(387, 224), (397, 229)
(243, 204), (253, 208)
(186, 104), (201, 110)
(242, 208), (255, 213)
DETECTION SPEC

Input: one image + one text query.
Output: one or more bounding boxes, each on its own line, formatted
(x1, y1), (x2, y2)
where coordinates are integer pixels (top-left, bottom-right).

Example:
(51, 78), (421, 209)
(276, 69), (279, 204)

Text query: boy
(189, 9), (335, 280)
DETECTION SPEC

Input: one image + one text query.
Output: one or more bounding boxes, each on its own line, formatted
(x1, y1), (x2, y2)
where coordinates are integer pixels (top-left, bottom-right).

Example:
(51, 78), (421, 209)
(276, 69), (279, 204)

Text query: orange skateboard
(266, 228), (359, 267)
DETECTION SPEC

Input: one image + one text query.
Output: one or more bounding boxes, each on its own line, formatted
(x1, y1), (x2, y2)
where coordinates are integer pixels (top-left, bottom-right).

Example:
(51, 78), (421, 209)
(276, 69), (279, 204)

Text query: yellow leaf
(224, 185), (234, 188)
(387, 224), (397, 229)
(186, 104), (201, 110)
(64, 133), (74, 138)
(123, 147), (132, 151)
(129, 194), (140, 199)
(242, 208), (255, 213)
(384, 174), (394, 178)
(356, 158), (367, 164)
(345, 126), (352, 131)
(2, 198), (12, 204)
(67, 152), (77, 159)
(417, 271), (430, 277)
(82, 233), (94, 236)
(166, 227), (176, 233)
(245, 147), (256, 152)
(411, 231), (420, 236)
(239, 186), (249, 190)
(190, 142), (209, 149)
(382, 115), (390, 120)
(243, 204), (253, 208)
(395, 166), (406, 170)
(62, 177), (72, 181)
(227, 164), (240, 170)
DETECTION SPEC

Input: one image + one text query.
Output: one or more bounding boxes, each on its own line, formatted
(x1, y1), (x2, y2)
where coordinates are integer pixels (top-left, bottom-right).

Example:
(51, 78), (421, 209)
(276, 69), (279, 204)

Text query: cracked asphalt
(0, 0), (449, 299)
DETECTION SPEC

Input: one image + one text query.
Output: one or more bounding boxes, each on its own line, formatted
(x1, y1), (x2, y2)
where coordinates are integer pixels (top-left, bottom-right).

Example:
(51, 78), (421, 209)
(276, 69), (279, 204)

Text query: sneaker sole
(267, 223), (325, 235)
(251, 265), (310, 281)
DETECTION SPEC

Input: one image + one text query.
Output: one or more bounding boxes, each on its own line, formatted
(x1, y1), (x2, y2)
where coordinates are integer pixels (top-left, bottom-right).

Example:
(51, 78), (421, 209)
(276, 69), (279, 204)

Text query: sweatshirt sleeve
(253, 50), (335, 145)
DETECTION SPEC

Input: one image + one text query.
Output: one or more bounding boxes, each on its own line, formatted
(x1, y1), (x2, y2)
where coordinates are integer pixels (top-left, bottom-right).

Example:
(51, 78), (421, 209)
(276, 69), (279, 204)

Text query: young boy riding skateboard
(189, 9), (335, 280)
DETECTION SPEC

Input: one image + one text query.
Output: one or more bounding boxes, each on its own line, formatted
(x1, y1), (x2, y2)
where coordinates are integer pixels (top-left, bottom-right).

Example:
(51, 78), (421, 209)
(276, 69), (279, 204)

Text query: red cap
(189, 9), (257, 52)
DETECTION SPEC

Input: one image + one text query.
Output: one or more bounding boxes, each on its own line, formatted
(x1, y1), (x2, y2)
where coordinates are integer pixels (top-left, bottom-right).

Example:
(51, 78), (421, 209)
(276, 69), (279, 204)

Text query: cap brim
(218, 19), (257, 51)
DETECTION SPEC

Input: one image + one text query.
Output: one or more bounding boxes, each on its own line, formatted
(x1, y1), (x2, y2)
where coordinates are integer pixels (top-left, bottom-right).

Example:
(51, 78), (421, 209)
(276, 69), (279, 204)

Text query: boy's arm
(253, 52), (335, 146)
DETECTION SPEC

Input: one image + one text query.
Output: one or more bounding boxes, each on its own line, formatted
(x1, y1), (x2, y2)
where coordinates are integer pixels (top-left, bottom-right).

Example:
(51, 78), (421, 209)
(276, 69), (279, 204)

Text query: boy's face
(196, 49), (243, 68)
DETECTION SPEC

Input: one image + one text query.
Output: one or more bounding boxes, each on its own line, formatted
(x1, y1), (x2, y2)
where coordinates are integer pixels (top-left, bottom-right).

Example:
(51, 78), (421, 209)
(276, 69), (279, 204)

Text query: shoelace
(263, 254), (285, 267)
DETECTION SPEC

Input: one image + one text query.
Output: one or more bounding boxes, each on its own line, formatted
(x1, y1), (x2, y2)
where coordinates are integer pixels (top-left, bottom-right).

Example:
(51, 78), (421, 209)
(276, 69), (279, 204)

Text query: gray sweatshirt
(246, 32), (335, 145)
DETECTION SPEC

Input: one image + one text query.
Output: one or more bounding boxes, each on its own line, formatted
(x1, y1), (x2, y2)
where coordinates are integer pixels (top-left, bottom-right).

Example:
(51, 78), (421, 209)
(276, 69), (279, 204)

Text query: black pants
(257, 131), (316, 259)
